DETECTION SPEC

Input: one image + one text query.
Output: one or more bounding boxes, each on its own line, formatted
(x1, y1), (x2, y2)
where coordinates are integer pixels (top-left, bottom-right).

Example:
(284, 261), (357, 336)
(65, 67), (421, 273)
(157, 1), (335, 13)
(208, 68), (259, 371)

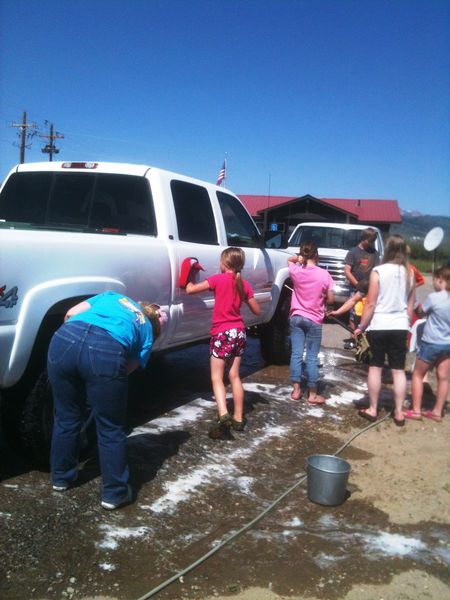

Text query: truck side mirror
(261, 230), (288, 249)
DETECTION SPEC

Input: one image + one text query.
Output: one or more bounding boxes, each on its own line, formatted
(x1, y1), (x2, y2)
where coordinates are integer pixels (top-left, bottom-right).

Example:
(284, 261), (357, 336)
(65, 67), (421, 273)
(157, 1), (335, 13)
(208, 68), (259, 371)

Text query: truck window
(91, 175), (156, 235)
(291, 226), (362, 251)
(0, 172), (156, 235)
(49, 173), (94, 225)
(217, 191), (261, 248)
(171, 180), (218, 245)
(0, 172), (51, 224)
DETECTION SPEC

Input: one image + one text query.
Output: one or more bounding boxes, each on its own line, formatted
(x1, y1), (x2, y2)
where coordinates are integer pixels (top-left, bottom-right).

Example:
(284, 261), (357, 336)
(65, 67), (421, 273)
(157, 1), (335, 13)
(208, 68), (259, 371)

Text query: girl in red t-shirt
(186, 247), (260, 438)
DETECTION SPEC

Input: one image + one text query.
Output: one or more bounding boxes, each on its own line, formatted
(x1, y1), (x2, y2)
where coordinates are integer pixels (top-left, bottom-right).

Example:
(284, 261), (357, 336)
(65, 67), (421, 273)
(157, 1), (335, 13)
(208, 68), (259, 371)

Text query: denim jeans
(289, 315), (323, 388)
(48, 321), (129, 504)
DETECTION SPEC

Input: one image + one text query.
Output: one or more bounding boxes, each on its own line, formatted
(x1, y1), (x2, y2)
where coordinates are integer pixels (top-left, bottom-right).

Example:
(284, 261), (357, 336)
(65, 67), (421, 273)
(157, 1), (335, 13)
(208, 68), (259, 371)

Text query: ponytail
(299, 241), (319, 266)
(235, 271), (245, 301)
(221, 247), (246, 301)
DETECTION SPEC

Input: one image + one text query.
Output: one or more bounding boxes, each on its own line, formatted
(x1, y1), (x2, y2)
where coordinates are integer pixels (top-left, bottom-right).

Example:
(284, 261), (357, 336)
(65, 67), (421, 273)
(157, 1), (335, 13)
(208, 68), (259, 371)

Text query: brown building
(238, 194), (401, 235)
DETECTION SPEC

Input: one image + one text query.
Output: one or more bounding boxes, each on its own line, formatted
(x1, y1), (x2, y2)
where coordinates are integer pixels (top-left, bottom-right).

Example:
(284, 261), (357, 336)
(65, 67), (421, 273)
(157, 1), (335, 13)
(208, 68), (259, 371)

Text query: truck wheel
(18, 371), (96, 467)
(260, 287), (291, 365)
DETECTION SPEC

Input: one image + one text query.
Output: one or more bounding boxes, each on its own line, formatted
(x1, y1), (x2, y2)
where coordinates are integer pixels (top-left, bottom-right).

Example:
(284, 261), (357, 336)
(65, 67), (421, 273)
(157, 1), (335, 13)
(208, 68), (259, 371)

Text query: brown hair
(221, 247), (246, 300)
(360, 227), (377, 244)
(434, 266), (450, 291)
(299, 241), (319, 266)
(139, 302), (162, 339)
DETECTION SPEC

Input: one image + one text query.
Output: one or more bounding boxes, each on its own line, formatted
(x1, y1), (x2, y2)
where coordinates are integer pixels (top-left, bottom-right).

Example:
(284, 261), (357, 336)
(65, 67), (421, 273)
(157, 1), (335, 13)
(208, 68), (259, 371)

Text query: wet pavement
(1, 326), (449, 600)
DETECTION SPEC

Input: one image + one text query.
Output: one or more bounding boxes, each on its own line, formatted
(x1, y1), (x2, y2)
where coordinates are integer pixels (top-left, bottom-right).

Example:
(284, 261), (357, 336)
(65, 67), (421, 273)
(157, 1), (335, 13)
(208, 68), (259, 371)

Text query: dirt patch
(203, 570), (449, 600)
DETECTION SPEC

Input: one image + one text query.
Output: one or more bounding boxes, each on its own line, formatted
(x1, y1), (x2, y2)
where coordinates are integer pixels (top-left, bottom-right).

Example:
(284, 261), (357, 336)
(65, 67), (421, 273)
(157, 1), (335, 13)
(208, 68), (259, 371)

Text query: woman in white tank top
(354, 235), (415, 426)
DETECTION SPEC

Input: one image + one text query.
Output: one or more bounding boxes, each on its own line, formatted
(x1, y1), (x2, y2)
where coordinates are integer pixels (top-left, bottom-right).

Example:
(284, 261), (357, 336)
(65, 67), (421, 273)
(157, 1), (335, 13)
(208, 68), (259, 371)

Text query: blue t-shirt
(69, 291), (153, 367)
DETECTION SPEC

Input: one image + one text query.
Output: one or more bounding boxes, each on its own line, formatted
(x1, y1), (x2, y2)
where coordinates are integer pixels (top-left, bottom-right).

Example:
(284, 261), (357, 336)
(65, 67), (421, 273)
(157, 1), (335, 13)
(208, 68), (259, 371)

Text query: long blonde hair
(221, 247), (246, 301)
(382, 234), (412, 293)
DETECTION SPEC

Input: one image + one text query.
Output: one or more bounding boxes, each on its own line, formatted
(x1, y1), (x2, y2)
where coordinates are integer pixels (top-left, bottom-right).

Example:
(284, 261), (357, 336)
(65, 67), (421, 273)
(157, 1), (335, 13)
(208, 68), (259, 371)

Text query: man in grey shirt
(344, 228), (380, 289)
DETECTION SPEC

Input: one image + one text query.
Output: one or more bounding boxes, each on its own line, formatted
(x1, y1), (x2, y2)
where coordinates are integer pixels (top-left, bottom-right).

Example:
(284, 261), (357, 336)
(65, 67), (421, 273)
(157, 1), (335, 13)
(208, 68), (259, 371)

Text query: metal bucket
(307, 454), (351, 506)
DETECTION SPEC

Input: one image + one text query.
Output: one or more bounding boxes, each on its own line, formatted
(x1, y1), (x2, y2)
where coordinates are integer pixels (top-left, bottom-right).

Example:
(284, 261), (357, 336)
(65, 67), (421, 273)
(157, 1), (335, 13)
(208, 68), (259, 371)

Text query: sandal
(404, 409), (423, 421)
(290, 387), (302, 401)
(231, 417), (247, 432)
(208, 413), (232, 439)
(306, 395), (325, 405)
(421, 410), (443, 423)
(358, 409), (377, 423)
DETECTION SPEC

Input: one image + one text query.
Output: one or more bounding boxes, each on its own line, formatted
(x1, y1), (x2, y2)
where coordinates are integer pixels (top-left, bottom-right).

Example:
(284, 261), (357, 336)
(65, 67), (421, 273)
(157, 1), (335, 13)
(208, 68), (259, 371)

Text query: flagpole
(264, 173), (271, 231)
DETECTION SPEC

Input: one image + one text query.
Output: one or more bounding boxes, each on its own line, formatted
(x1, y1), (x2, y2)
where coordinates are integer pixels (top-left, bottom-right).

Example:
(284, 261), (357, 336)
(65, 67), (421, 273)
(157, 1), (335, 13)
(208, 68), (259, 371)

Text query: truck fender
(5, 276), (126, 388)
(259, 267), (292, 365)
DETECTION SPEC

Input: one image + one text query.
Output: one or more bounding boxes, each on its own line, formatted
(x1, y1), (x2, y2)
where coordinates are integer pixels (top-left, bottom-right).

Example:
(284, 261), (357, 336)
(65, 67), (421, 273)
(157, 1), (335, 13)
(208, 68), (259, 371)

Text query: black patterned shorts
(209, 328), (247, 359)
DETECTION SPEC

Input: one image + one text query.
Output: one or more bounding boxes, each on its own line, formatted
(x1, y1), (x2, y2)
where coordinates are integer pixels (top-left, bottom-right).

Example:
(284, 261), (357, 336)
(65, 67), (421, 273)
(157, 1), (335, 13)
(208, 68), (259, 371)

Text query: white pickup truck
(0, 161), (292, 459)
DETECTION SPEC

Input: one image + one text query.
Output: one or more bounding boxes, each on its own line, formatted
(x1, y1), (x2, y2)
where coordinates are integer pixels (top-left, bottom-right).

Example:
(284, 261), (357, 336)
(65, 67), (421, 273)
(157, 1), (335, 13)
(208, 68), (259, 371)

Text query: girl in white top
(354, 235), (415, 426)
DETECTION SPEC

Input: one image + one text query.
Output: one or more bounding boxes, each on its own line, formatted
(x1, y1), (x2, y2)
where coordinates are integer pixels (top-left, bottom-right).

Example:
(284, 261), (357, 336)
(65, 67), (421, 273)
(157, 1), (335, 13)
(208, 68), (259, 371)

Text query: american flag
(216, 160), (226, 186)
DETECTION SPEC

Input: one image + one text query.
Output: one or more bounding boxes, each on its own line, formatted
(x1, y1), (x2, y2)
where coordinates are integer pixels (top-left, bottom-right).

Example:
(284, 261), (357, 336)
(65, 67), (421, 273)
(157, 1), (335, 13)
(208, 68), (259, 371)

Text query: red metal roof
(238, 195), (297, 215)
(238, 195), (401, 224)
(321, 198), (402, 223)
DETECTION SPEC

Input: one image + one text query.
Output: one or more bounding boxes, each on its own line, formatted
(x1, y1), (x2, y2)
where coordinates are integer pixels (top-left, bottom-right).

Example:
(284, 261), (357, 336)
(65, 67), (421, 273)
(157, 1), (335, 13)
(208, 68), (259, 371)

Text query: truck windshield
(290, 226), (362, 250)
(0, 171), (156, 235)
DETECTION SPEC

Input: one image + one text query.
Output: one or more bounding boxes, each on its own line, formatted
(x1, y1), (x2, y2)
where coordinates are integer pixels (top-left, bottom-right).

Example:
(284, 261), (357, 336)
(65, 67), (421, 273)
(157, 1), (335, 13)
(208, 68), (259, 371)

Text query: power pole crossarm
(11, 111), (37, 163)
(40, 122), (64, 162)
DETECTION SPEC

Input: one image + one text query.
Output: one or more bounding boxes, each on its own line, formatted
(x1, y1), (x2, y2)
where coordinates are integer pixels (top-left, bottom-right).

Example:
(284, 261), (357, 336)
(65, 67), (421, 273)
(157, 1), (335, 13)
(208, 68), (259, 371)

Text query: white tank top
(368, 263), (412, 331)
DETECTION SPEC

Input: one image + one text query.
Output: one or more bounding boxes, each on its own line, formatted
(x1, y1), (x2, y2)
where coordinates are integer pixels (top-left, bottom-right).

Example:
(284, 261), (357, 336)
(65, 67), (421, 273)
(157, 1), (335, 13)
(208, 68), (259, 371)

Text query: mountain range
(393, 211), (450, 251)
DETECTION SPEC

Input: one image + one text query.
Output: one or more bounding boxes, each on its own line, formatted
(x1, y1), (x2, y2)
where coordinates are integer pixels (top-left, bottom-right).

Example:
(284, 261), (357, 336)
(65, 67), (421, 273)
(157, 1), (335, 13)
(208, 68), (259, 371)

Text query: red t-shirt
(207, 272), (254, 335)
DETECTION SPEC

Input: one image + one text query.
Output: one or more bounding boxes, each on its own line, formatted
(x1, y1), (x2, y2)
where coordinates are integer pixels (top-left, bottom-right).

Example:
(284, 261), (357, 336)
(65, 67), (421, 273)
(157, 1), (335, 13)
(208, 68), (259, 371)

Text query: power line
(10, 111), (37, 163)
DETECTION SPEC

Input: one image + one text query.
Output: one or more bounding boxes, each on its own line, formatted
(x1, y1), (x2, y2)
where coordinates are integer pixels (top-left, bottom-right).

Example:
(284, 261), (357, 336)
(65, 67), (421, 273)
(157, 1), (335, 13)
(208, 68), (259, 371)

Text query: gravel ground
(1, 276), (449, 600)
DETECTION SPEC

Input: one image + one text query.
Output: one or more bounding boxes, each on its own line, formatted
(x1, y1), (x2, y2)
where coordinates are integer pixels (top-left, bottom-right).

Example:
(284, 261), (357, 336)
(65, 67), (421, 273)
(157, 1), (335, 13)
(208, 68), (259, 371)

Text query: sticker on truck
(0, 285), (18, 308)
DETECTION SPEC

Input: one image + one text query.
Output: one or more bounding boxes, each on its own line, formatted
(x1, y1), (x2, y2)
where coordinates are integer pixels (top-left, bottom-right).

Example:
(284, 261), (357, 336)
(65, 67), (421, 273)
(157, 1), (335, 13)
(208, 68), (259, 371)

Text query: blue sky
(1, 0), (449, 216)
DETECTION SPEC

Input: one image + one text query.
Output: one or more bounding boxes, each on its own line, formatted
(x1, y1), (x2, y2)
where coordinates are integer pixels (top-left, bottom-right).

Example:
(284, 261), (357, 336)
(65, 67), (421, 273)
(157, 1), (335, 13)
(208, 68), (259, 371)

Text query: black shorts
(367, 330), (408, 370)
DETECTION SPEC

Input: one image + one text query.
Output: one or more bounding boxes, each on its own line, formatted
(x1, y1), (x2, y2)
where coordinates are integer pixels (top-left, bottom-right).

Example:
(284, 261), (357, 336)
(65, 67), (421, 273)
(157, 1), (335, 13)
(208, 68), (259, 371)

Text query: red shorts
(209, 328), (247, 359)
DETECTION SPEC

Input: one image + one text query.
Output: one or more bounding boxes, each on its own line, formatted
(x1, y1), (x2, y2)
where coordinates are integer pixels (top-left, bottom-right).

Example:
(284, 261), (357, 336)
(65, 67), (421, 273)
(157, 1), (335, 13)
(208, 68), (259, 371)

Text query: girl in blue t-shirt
(48, 291), (166, 510)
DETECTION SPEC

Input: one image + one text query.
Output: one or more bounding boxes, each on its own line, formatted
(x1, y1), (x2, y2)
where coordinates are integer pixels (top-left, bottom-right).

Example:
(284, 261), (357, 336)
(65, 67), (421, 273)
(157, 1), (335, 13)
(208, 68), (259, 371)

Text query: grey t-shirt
(345, 245), (380, 282)
(422, 290), (450, 345)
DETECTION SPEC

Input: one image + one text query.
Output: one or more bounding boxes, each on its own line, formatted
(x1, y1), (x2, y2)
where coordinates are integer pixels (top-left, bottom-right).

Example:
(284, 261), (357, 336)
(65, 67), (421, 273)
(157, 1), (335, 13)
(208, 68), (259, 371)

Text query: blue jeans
(48, 321), (129, 504)
(289, 315), (322, 388)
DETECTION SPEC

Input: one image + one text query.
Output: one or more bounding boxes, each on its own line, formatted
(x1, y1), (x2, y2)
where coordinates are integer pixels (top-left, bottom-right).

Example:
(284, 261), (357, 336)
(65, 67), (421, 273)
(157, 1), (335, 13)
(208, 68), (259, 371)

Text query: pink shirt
(289, 263), (334, 324)
(207, 272), (254, 335)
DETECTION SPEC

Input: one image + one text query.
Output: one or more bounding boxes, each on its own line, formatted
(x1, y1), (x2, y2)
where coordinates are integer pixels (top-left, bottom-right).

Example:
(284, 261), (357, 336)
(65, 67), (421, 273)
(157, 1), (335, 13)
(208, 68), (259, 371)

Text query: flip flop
(307, 395), (326, 405)
(421, 410), (443, 423)
(404, 409), (423, 421)
(358, 409), (377, 423)
(393, 416), (405, 427)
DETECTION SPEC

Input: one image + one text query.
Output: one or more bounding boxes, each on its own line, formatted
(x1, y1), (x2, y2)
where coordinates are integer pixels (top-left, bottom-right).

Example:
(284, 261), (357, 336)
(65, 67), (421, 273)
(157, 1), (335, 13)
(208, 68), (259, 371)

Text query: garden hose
(136, 412), (391, 600)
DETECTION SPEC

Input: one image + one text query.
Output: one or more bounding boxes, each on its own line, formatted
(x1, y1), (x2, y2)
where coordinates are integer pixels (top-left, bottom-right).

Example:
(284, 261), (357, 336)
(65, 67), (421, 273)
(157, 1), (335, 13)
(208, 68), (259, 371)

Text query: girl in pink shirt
(288, 242), (334, 404)
(186, 247), (260, 438)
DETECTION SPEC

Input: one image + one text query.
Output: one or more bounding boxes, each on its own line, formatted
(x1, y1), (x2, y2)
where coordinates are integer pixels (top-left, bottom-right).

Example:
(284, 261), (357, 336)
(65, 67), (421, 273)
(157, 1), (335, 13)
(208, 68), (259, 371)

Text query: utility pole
(41, 122), (64, 161)
(11, 111), (37, 163)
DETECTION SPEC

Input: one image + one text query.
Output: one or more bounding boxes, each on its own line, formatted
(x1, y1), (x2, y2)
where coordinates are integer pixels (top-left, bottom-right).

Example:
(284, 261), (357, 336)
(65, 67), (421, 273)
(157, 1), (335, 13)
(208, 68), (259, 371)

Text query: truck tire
(17, 371), (96, 467)
(260, 286), (291, 365)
